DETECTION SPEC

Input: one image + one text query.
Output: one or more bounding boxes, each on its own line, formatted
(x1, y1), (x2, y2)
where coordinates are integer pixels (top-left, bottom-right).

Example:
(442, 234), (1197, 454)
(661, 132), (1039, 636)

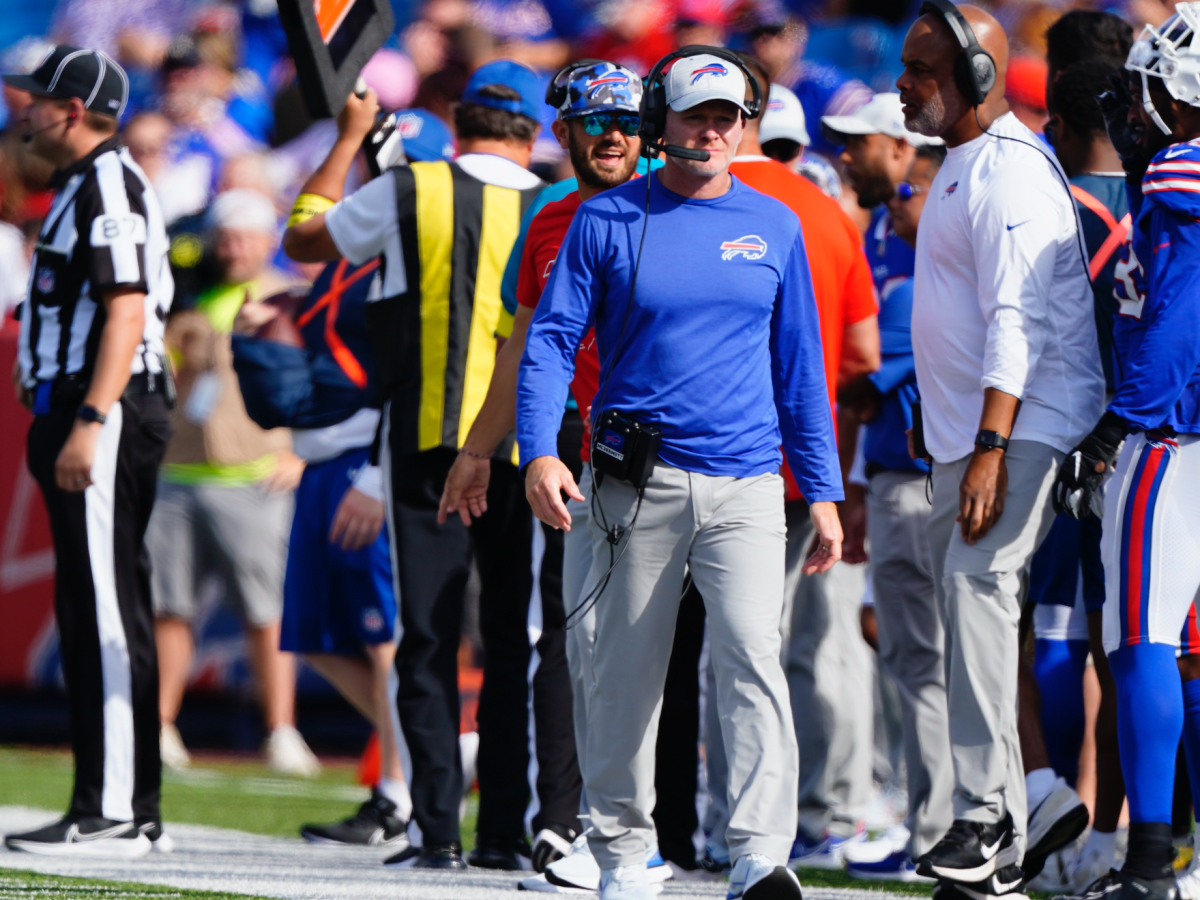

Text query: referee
(4, 47), (174, 858)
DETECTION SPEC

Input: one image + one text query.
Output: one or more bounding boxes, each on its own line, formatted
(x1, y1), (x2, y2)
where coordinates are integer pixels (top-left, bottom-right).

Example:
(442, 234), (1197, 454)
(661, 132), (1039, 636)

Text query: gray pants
(868, 471), (953, 857)
(784, 507), (873, 840)
(928, 440), (1062, 852)
(563, 465), (596, 808)
(586, 464), (797, 869)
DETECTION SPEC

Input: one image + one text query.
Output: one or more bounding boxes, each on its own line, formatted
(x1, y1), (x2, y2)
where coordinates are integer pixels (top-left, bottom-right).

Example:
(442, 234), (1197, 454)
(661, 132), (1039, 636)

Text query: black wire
(566, 487), (645, 628)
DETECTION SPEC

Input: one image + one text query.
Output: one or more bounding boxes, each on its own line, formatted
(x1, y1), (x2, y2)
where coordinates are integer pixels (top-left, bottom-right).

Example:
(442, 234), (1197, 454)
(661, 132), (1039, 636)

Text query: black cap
(2, 45), (128, 118)
(162, 35), (202, 73)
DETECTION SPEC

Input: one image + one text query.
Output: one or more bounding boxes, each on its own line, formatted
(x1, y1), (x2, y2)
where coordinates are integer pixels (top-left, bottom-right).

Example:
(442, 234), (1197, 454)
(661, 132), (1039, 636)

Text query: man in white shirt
(896, 3), (1105, 892)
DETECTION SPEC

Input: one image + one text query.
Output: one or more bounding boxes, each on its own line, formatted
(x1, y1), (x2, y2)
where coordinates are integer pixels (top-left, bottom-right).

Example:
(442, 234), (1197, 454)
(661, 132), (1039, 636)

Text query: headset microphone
(656, 143), (710, 161)
(22, 116), (74, 144)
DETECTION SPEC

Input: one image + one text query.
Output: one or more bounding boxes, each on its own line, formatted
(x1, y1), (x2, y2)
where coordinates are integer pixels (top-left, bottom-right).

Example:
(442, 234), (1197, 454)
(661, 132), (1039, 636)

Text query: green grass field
(0, 868), (273, 900)
(0, 745), (479, 847)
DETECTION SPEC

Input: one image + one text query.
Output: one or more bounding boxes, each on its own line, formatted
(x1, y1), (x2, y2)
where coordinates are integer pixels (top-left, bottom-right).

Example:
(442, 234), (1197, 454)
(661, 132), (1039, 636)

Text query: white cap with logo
(820, 92), (943, 146)
(759, 83), (810, 146)
(664, 53), (753, 116)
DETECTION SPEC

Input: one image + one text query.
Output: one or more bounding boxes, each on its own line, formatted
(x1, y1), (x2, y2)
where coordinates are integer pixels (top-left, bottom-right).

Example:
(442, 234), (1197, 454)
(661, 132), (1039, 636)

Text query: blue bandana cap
(552, 61), (643, 119)
(462, 60), (542, 121)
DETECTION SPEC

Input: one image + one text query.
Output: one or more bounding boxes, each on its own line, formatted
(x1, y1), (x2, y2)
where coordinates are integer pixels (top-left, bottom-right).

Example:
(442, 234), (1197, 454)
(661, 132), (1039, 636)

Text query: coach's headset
(639, 46), (763, 161)
(918, 0), (1091, 283)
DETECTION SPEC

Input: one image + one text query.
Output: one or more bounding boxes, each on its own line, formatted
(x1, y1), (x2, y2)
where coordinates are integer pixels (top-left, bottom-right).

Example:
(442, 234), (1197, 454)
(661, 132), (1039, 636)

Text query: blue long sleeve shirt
(1109, 142), (1200, 434)
(517, 173), (842, 501)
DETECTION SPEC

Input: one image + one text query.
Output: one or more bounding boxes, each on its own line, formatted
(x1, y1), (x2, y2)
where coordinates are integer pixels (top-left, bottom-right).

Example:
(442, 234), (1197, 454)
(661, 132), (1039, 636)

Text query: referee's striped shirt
(17, 135), (173, 389)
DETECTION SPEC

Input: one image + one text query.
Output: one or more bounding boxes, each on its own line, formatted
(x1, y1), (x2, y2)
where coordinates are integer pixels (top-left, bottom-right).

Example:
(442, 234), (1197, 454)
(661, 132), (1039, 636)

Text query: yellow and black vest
(368, 160), (543, 461)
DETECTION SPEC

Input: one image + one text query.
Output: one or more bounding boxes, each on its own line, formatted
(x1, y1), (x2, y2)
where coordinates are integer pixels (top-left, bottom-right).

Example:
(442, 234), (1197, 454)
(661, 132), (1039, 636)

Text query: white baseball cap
(664, 53), (753, 116)
(820, 92), (942, 146)
(759, 83), (810, 146)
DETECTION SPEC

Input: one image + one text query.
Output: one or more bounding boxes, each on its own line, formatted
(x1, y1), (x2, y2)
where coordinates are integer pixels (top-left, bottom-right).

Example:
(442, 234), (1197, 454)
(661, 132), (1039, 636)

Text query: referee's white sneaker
(599, 863), (654, 900)
(265, 724), (321, 778)
(5, 817), (152, 858)
(727, 854), (803, 899)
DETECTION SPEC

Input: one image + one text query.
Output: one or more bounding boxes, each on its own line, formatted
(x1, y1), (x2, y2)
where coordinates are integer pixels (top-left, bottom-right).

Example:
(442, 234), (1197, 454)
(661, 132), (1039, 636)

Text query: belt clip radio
(592, 409), (661, 488)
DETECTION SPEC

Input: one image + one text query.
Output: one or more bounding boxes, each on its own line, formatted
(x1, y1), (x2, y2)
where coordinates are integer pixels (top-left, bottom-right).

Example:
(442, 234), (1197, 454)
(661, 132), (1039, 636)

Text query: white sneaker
(1025, 780), (1089, 877)
(843, 825), (910, 865)
(546, 837), (673, 892)
(160, 723), (191, 771)
(1178, 852), (1200, 900)
(728, 854), (802, 899)
(599, 864), (653, 900)
(264, 724), (321, 777)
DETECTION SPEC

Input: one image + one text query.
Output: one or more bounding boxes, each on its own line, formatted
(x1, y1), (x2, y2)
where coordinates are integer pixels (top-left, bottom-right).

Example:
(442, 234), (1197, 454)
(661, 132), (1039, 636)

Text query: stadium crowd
(3, 0), (1200, 899)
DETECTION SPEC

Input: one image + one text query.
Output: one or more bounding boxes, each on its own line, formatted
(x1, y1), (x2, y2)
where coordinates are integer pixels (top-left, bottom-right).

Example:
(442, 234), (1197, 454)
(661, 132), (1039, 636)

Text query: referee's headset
(23, 110), (78, 144)
(638, 45), (763, 161)
(917, 0), (1091, 281)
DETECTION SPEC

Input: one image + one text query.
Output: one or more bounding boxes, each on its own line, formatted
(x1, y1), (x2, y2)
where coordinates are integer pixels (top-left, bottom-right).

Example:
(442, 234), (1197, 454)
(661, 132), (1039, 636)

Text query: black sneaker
(934, 867), (1028, 900)
(468, 834), (533, 870)
(917, 814), (1018, 883)
(1050, 869), (1179, 900)
(5, 816), (151, 858)
(384, 841), (468, 870)
(531, 825), (577, 873)
(301, 789), (408, 847)
(136, 819), (175, 853)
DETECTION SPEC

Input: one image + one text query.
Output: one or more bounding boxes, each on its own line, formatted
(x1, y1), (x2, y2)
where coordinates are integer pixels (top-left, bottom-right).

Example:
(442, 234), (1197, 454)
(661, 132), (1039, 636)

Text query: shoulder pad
(1142, 139), (1200, 217)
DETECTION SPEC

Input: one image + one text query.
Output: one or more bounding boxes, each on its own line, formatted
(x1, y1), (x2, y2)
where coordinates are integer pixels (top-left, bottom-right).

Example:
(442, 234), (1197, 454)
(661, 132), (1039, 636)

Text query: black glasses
(896, 182), (927, 201)
(579, 112), (640, 136)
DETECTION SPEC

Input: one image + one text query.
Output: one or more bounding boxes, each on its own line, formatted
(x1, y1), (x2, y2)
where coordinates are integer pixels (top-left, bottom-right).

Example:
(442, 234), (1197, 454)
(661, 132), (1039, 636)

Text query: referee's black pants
(384, 434), (581, 846)
(27, 392), (170, 824)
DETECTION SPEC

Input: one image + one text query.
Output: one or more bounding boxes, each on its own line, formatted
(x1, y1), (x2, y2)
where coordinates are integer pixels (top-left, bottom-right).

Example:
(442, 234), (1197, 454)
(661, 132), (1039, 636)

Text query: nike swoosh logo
(1006, 221), (1031, 231)
(1165, 146), (1191, 158)
(979, 838), (1002, 860)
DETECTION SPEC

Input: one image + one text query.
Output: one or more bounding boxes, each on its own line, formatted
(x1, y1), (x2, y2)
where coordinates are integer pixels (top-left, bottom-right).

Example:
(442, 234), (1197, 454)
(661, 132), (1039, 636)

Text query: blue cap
(462, 60), (542, 122)
(552, 61), (642, 119)
(395, 109), (455, 161)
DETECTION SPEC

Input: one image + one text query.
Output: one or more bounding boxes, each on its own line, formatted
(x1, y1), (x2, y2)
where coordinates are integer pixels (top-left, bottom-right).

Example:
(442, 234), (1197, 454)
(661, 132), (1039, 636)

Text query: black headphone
(919, 0), (996, 107)
(545, 58), (610, 112)
(639, 45), (763, 160)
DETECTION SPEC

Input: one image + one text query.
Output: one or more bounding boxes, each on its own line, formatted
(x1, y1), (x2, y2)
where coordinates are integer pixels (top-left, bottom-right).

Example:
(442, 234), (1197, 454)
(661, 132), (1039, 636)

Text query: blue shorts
(281, 448), (396, 656)
(1029, 513), (1105, 615)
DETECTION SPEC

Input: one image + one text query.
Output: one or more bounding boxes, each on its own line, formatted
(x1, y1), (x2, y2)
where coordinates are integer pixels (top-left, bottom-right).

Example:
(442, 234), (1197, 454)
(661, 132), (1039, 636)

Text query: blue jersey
(861, 208), (926, 474)
(233, 259), (381, 430)
(518, 173), (841, 500)
(1108, 140), (1200, 434)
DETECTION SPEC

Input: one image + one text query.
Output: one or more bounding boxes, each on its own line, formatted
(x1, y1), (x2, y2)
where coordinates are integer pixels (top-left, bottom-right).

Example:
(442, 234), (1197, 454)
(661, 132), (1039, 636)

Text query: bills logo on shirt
(586, 72), (630, 98)
(36, 267), (55, 294)
(691, 63), (728, 84)
(942, 181), (959, 197)
(720, 235), (767, 261)
(362, 609), (385, 634)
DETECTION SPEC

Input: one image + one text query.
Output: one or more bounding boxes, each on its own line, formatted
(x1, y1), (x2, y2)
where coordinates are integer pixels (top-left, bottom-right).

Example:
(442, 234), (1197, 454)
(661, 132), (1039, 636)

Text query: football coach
(517, 47), (843, 900)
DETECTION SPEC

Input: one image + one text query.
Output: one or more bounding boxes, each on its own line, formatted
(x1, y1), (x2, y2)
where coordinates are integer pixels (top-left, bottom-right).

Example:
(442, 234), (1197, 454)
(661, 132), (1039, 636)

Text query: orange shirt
(730, 157), (877, 499)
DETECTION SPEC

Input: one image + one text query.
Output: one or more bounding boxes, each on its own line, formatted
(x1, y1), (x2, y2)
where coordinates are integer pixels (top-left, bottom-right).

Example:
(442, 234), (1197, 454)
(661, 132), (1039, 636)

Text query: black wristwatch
(975, 430), (1009, 451)
(76, 404), (107, 425)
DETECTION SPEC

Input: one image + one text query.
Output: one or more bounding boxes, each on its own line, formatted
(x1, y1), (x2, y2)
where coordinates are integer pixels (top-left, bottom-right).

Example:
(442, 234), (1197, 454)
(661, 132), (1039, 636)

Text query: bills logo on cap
(587, 72), (630, 98)
(397, 112), (424, 139)
(720, 235), (767, 261)
(36, 267), (55, 294)
(766, 99), (786, 111)
(691, 63), (728, 84)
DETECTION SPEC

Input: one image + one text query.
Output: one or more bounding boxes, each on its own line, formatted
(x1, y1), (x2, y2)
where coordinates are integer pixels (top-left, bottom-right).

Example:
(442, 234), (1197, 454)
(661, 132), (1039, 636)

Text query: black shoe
(467, 834), (533, 870)
(5, 816), (151, 858)
(384, 842), (467, 870)
(1050, 869), (1178, 900)
(917, 814), (1018, 883)
(934, 867), (1028, 900)
(745, 866), (804, 899)
(530, 825), (576, 873)
(1024, 785), (1090, 880)
(301, 789), (408, 847)
(136, 819), (175, 853)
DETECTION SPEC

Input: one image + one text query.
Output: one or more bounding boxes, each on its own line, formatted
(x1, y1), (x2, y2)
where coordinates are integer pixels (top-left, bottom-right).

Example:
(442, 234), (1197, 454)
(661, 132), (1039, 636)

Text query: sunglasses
(579, 112), (640, 136)
(896, 182), (927, 201)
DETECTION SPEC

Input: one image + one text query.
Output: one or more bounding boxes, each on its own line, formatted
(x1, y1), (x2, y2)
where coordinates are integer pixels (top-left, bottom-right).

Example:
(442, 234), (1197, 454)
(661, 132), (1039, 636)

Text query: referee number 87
(91, 213), (147, 246)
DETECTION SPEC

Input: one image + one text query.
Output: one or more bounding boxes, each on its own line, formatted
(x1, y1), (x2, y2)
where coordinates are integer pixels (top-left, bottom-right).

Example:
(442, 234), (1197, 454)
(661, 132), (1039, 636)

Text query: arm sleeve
(324, 174), (400, 266)
(516, 210), (602, 466)
(351, 464), (385, 501)
(1108, 205), (1200, 428)
(82, 163), (149, 294)
(772, 231), (844, 503)
(869, 280), (917, 395)
(970, 161), (1063, 399)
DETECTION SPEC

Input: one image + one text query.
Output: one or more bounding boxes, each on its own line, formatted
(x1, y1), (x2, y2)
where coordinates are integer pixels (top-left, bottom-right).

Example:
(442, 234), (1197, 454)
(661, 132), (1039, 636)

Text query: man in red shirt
(697, 55), (882, 871)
